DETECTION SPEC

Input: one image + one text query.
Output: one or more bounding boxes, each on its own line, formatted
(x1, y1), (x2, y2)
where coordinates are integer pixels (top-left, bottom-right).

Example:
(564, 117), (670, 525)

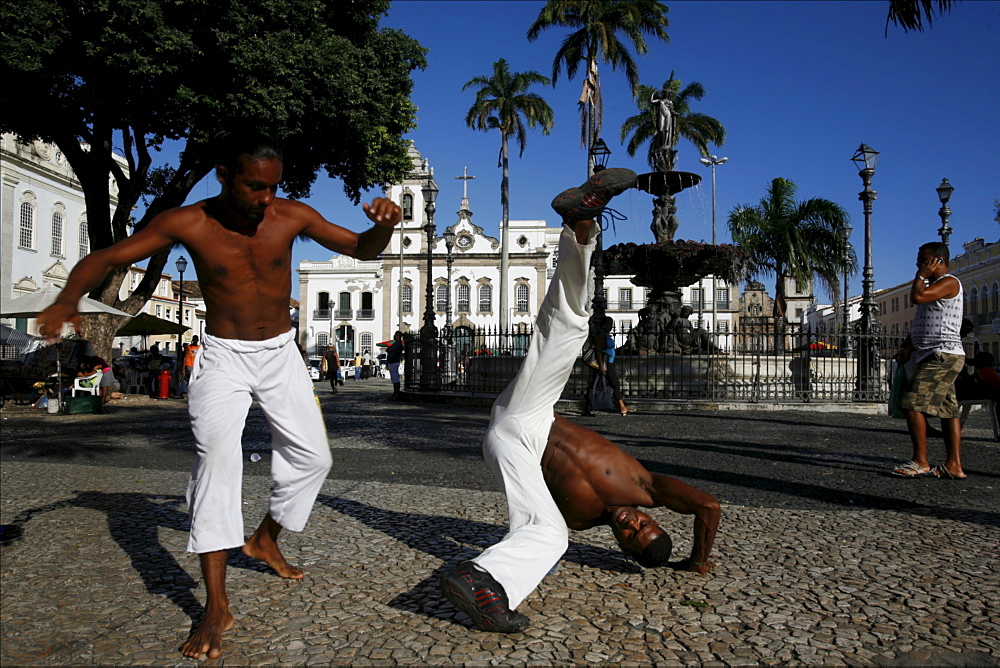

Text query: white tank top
(910, 274), (964, 362)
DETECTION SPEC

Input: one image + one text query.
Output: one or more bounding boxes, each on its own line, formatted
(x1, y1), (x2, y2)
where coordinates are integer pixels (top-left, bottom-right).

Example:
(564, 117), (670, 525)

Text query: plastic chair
(124, 368), (148, 395)
(72, 371), (103, 397)
(958, 399), (1000, 442)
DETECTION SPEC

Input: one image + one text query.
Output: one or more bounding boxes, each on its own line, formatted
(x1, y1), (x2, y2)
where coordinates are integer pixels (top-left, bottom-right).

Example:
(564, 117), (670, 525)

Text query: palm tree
(527, 0), (669, 174)
(463, 59), (554, 331)
(728, 178), (855, 328)
(620, 73), (726, 242)
(619, 74), (726, 173)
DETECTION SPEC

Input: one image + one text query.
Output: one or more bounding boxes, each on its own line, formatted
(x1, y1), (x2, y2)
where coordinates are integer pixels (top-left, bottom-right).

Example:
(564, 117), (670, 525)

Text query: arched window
(357, 292), (375, 320)
(337, 291), (351, 319)
(401, 193), (414, 221)
(454, 326), (474, 357)
(968, 287), (978, 315)
(402, 284), (413, 313)
(317, 332), (329, 351)
(516, 284), (529, 313)
(980, 284), (989, 317)
(360, 332), (373, 354)
(336, 325), (355, 358)
(436, 284), (448, 312)
(78, 221), (90, 259)
(991, 282), (999, 315)
(478, 284), (492, 312)
(19, 202), (34, 249)
(457, 284), (470, 313)
(51, 212), (64, 256)
(318, 292), (330, 310)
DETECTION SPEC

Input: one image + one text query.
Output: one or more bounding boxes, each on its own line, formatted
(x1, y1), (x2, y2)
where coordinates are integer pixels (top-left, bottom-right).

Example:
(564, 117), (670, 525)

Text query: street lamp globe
(935, 178), (955, 246)
(936, 178), (954, 205)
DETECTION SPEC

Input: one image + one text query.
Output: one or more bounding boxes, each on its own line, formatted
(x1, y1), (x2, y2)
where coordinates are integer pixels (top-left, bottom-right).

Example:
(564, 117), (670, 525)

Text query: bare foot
(181, 604), (234, 659)
(242, 534), (304, 579)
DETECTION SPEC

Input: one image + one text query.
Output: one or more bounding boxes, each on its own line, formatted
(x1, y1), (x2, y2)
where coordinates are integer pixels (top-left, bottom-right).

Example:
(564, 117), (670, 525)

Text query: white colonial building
(297, 145), (746, 358)
(1, 133), (107, 332)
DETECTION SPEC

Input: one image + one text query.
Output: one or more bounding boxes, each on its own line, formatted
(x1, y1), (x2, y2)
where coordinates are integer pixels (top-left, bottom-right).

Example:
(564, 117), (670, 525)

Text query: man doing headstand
(440, 168), (720, 633)
(37, 133), (402, 659)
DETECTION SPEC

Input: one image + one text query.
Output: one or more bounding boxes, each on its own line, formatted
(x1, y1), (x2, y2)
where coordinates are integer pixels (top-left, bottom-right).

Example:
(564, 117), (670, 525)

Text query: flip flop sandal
(932, 465), (967, 480)
(890, 461), (935, 478)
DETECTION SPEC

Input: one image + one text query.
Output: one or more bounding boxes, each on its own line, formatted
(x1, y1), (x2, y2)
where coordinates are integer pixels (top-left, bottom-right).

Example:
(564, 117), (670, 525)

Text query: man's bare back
(542, 413), (720, 572)
(542, 415), (656, 529)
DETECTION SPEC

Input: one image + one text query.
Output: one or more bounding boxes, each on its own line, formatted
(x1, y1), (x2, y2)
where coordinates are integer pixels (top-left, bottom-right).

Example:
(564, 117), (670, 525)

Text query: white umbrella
(0, 284), (133, 318)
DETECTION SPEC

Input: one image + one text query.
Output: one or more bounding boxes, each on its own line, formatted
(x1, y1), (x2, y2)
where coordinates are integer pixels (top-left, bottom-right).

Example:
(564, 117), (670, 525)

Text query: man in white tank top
(892, 242), (966, 479)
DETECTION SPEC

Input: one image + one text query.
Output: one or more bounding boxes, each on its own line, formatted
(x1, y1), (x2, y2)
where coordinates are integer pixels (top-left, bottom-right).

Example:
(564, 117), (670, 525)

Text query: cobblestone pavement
(2, 380), (998, 666)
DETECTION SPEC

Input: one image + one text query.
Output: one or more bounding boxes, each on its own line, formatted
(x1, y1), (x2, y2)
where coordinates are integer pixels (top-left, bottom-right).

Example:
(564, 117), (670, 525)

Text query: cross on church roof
(455, 166), (476, 200)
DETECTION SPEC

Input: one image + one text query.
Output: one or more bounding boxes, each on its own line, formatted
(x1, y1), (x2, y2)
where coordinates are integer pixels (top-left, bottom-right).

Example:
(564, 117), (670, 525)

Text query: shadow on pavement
(317, 496), (640, 625)
(638, 459), (1000, 529)
(10, 492), (202, 623)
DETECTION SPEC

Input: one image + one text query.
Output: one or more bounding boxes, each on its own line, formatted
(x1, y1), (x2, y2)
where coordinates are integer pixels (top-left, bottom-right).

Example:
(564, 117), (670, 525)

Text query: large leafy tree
(527, 0), (669, 174)
(464, 59), (554, 331)
(1, 0), (426, 356)
(728, 178), (855, 325)
(619, 74), (726, 173)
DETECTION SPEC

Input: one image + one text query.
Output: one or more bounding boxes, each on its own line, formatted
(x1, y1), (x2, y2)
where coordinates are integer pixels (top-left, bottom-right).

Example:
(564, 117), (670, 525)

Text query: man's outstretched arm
(648, 474), (721, 573)
(299, 197), (401, 261)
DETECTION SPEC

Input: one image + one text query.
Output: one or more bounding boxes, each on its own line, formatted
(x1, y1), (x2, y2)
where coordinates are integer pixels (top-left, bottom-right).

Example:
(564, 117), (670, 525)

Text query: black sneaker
(440, 561), (529, 633)
(0, 524), (23, 545)
(551, 167), (638, 223)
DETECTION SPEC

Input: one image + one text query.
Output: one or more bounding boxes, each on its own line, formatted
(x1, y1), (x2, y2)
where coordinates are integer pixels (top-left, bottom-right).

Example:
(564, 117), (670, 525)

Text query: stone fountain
(602, 168), (746, 356)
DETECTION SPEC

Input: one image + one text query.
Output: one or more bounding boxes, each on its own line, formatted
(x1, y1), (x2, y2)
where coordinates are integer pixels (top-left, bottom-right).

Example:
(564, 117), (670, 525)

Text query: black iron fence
(403, 323), (905, 404)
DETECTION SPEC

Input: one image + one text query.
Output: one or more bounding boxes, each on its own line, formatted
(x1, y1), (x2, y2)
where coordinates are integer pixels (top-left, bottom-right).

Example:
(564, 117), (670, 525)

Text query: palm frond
(886, 0), (954, 34)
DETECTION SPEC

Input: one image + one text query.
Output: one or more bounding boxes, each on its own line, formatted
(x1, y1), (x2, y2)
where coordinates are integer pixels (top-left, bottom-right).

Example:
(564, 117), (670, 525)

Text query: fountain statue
(602, 94), (746, 355)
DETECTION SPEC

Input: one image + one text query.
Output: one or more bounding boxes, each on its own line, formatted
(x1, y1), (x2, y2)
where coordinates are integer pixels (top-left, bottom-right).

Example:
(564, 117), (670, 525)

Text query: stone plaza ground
(1, 378), (998, 666)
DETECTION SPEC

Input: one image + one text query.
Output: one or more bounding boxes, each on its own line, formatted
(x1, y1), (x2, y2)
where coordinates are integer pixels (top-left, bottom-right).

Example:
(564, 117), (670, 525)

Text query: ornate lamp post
(443, 230), (455, 337)
(442, 229), (455, 383)
(851, 143), (879, 400)
(935, 178), (954, 246)
(419, 178), (440, 391)
(589, 138), (612, 326)
(699, 155), (728, 336)
(175, 255), (188, 359)
(837, 224), (853, 357)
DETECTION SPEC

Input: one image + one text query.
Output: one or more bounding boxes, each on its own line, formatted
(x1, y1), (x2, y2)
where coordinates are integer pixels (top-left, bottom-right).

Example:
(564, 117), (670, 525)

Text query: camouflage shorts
(900, 352), (965, 418)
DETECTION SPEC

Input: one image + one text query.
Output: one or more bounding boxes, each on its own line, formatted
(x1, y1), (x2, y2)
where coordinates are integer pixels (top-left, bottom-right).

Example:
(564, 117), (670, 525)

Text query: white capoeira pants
(185, 328), (332, 553)
(472, 223), (597, 609)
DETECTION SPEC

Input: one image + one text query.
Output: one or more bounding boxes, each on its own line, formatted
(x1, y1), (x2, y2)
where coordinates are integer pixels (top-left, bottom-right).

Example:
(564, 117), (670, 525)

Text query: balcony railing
(356, 309), (375, 320)
(313, 308), (331, 320)
(334, 309), (352, 320)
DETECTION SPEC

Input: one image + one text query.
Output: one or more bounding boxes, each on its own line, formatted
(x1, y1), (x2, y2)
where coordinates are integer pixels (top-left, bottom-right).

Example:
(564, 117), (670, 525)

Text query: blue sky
(177, 0), (999, 301)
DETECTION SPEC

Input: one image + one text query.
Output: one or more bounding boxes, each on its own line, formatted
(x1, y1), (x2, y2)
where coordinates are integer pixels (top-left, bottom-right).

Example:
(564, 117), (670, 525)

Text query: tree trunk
(773, 276), (788, 354)
(499, 132), (510, 331)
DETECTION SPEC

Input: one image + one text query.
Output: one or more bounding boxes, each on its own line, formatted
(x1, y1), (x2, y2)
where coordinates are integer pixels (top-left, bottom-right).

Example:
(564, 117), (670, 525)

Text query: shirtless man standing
(440, 168), (719, 633)
(37, 134), (401, 659)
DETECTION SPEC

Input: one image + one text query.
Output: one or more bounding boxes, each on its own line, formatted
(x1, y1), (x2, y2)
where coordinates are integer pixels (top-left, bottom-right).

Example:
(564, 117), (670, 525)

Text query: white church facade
(296, 144), (743, 358)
